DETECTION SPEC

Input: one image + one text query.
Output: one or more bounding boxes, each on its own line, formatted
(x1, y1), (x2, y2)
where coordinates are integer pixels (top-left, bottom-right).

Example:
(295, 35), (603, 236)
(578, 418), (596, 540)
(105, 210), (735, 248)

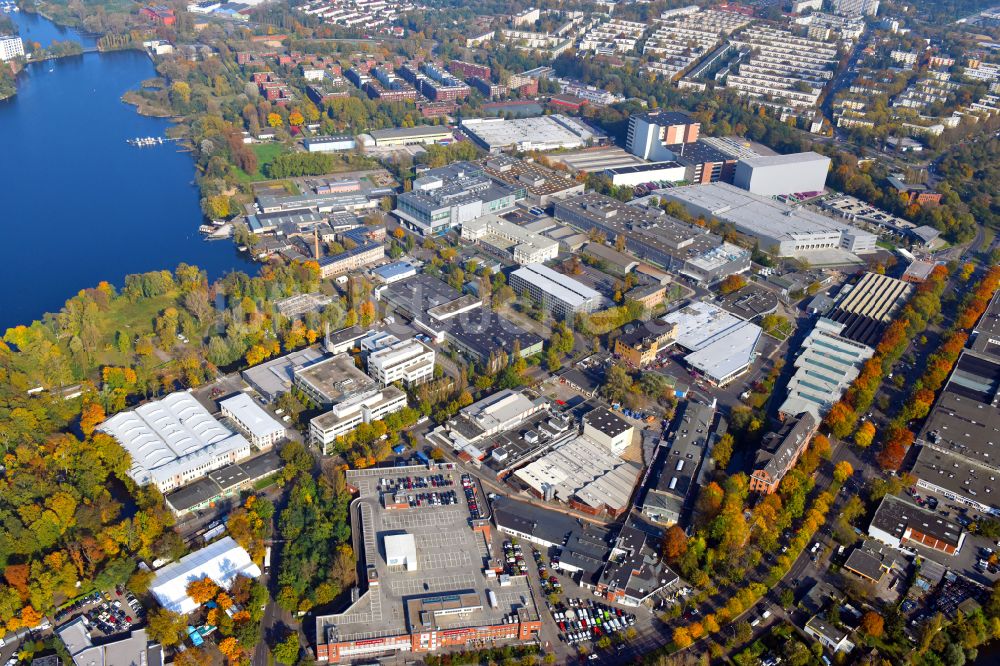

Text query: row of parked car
(462, 474), (483, 519)
(552, 599), (636, 645)
(407, 490), (458, 507)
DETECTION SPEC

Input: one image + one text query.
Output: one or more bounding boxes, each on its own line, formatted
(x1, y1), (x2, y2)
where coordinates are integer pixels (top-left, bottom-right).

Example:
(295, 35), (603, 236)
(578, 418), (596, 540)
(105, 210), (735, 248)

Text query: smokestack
(314, 225), (320, 259)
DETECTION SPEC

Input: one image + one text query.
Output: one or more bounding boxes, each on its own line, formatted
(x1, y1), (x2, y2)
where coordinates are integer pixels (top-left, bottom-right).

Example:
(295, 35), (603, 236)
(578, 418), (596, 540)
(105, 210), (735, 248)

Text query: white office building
(509, 263), (602, 318)
(220, 393), (286, 450)
(0, 35), (24, 62)
(832, 0), (879, 16)
(310, 387), (408, 453)
(461, 214), (559, 264)
(149, 537), (262, 615)
(367, 338), (435, 387)
(99, 391), (252, 493)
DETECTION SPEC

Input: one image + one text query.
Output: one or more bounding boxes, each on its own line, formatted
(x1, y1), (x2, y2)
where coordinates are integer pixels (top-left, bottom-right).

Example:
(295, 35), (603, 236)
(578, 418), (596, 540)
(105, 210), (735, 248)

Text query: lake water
(0, 10), (255, 331)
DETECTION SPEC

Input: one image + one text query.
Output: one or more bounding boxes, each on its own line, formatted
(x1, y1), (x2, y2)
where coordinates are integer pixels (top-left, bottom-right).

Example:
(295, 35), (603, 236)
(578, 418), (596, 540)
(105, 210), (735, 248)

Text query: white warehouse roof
(100, 391), (250, 487)
(683, 320), (762, 385)
(220, 393), (285, 440)
(384, 533), (418, 571)
(150, 537), (261, 614)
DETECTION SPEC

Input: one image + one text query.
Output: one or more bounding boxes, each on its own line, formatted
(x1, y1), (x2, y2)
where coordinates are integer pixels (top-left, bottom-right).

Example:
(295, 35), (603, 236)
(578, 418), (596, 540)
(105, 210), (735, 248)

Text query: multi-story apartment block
(831, 0), (879, 17)
(577, 19), (648, 55)
(642, 9), (751, 81)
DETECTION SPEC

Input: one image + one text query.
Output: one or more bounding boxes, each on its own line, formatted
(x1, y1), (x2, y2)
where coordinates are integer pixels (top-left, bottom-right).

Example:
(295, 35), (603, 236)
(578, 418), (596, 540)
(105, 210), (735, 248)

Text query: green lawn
(234, 143), (289, 183)
(91, 291), (180, 366)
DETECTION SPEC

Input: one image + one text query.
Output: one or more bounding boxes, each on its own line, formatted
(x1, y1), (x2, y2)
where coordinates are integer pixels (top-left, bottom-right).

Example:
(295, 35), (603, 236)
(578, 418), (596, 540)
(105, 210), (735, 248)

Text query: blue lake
(0, 10), (255, 331)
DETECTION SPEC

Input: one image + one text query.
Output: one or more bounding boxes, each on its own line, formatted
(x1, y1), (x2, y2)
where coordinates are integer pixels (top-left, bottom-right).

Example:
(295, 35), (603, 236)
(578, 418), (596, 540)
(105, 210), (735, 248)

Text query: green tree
(272, 631), (300, 665)
(146, 608), (187, 646)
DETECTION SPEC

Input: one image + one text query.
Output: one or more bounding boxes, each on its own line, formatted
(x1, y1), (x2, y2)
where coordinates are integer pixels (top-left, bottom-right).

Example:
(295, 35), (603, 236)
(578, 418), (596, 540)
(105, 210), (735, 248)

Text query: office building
(150, 537), (262, 614)
(315, 468), (541, 661)
(429, 389), (546, 456)
(679, 242), (753, 285)
(317, 241), (384, 279)
(0, 35), (24, 62)
(605, 161), (686, 187)
(778, 318), (876, 420)
(733, 152), (831, 197)
(294, 353), (378, 407)
(460, 115), (604, 153)
(57, 619), (161, 666)
(582, 407), (634, 456)
(659, 182), (877, 258)
(220, 393), (286, 450)
(439, 310), (544, 369)
(749, 413), (818, 494)
(867, 494), (965, 556)
(598, 521), (679, 607)
(642, 402), (720, 526)
(367, 338), (435, 387)
(99, 391), (252, 493)
(395, 162), (519, 236)
(509, 263), (602, 318)
(310, 387), (408, 452)
(614, 320), (677, 368)
(461, 213), (559, 264)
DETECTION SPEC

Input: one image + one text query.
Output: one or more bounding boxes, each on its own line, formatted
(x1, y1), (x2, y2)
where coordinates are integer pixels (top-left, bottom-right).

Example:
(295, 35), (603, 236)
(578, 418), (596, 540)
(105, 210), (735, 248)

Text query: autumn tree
(860, 611), (884, 637)
(186, 576), (220, 604)
(718, 274), (747, 295)
(672, 626), (693, 648)
(147, 608), (187, 646)
(854, 421), (876, 449)
(713, 432), (734, 470)
(833, 461), (854, 484)
(823, 400), (856, 439)
(272, 630), (301, 665)
(662, 525), (688, 562)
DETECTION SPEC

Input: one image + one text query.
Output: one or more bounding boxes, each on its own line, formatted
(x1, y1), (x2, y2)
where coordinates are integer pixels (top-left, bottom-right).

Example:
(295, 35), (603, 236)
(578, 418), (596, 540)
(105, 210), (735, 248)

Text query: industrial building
(641, 402), (722, 526)
(911, 446), (1000, 517)
(661, 301), (763, 386)
(460, 115), (604, 153)
(428, 389), (547, 458)
(164, 451), (282, 517)
(220, 393), (286, 450)
(509, 263), (602, 318)
(310, 387), (408, 452)
(304, 134), (358, 152)
(605, 161), (687, 187)
(659, 182), (877, 258)
(439, 310), (545, 369)
(395, 162), (520, 236)
(513, 436), (641, 516)
(150, 537), (262, 614)
(366, 338), (436, 387)
(778, 318), (876, 420)
(314, 467), (541, 662)
(553, 193), (744, 279)
(678, 242), (752, 285)
(867, 494), (965, 556)
(99, 391), (252, 493)
(242, 347), (326, 402)
(598, 520), (680, 607)
(733, 152), (831, 197)
(372, 260), (419, 284)
(826, 272), (913, 346)
(378, 274), (479, 321)
(480, 154), (585, 206)
(461, 214), (559, 264)
(748, 413), (819, 494)
(368, 125), (453, 147)
(582, 407), (634, 456)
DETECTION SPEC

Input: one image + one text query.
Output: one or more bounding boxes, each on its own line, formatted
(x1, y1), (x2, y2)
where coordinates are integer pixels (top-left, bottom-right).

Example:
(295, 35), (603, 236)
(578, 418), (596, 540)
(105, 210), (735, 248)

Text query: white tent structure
(150, 537), (261, 614)
(384, 533), (418, 571)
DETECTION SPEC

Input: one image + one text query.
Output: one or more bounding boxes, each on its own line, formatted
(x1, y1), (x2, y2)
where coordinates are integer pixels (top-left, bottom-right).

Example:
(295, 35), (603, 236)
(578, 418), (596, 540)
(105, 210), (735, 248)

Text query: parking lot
(53, 587), (145, 640)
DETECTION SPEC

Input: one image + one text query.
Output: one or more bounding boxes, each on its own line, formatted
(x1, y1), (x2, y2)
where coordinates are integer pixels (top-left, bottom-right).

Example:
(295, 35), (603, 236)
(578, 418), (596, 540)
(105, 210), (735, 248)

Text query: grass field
(234, 143), (289, 183)
(91, 291), (179, 366)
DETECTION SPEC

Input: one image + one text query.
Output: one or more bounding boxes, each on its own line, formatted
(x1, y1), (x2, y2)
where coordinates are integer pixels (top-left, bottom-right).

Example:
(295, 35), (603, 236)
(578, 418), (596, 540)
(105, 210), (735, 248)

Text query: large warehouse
(661, 301), (762, 386)
(99, 391), (252, 493)
(509, 263), (602, 318)
(659, 182), (876, 258)
(150, 537), (261, 614)
(460, 115), (604, 152)
(733, 151), (831, 197)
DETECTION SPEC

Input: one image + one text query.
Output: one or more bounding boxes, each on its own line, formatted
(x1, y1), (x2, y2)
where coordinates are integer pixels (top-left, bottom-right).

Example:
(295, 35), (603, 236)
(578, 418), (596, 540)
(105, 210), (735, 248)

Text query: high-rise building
(625, 111), (700, 160)
(831, 0), (879, 16)
(0, 35), (24, 62)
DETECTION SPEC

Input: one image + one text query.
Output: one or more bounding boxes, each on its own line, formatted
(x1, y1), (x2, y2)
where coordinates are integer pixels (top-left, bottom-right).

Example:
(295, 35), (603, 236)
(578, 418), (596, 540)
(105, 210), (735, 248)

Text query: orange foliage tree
(186, 577), (220, 604)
